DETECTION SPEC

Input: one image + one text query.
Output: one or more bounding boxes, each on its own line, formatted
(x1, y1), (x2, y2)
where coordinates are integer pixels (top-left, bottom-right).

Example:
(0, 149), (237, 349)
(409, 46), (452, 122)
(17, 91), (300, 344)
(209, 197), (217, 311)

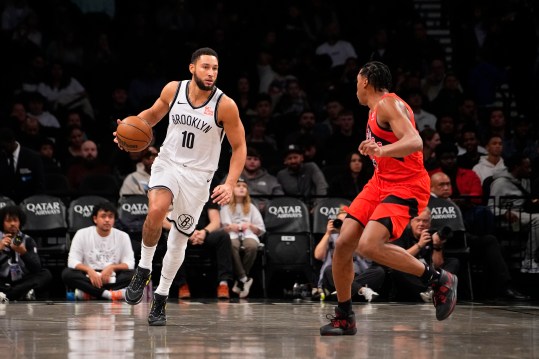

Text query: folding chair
(263, 197), (313, 297)
(117, 195), (148, 242)
(311, 197), (352, 238)
(19, 194), (68, 261)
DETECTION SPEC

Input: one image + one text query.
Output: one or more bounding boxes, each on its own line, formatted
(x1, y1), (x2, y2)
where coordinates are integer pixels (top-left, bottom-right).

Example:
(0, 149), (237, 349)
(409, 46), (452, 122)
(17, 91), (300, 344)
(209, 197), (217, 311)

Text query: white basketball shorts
(149, 156), (214, 236)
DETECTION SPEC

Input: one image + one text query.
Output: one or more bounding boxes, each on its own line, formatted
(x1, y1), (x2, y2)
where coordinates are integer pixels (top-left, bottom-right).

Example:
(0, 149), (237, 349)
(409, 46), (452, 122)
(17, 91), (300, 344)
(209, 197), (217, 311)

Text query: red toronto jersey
(365, 93), (426, 182)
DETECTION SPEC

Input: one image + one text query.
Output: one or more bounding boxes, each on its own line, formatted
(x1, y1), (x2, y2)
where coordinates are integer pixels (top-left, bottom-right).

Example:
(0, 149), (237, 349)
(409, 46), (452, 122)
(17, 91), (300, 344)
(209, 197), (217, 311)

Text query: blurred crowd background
(1, 0), (537, 180)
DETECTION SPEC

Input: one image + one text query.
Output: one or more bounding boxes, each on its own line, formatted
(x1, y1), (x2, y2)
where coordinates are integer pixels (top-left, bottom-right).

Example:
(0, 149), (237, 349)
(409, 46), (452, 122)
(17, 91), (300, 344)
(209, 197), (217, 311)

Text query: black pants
(353, 264), (387, 293)
(0, 269), (53, 301)
(173, 230), (233, 286)
(61, 268), (135, 298)
(322, 263), (386, 295)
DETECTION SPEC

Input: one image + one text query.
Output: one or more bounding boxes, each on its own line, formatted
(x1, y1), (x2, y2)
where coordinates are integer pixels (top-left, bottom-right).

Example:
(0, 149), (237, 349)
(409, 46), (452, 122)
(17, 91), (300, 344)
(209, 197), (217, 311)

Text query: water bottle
(292, 282), (301, 299)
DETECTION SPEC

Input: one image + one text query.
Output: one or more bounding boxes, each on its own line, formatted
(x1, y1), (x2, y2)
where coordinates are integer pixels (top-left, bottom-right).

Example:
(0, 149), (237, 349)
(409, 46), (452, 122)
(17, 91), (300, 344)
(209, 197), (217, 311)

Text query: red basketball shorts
(347, 172), (430, 240)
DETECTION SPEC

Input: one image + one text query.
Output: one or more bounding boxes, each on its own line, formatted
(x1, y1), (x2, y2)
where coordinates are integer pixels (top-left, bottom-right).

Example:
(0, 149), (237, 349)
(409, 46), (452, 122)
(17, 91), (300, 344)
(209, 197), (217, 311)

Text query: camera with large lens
(12, 234), (23, 246)
(333, 219), (343, 229)
(428, 226), (453, 241)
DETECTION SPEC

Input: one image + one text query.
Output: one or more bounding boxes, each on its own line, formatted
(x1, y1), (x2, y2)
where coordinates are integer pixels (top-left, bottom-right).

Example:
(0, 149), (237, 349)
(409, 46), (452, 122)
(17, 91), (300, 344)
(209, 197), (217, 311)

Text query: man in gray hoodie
(489, 154), (539, 273)
(277, 144), (328, 208)
(119, 146), (158, 196)
(236, 147), (284, 214)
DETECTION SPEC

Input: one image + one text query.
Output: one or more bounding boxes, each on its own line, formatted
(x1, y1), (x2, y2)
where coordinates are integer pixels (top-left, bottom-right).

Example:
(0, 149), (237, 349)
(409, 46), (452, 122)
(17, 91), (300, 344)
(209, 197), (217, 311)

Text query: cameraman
(388, 208), (459, 302)
(314, 206), (373, 300)
(0, 205), (52, 301)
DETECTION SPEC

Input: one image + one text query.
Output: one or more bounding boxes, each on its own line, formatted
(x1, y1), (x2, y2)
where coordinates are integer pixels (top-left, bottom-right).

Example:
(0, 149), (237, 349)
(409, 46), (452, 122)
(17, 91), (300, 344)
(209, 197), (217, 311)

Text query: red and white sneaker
(320, 307), (357, 336)
(432, 269), (458, 321)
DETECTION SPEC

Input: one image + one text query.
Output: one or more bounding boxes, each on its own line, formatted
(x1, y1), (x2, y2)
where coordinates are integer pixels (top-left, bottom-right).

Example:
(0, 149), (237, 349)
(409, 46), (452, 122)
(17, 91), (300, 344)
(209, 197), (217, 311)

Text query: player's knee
(145, 206), (168, 225)
(357, 239), (375, 258)
(335, 235), (358, 253)
(356, 240), (368, 257)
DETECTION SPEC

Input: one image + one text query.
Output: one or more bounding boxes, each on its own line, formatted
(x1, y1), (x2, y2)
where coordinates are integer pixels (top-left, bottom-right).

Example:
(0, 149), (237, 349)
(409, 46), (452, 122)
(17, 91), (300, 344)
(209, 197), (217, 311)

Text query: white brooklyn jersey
(159, 80), (225, 172)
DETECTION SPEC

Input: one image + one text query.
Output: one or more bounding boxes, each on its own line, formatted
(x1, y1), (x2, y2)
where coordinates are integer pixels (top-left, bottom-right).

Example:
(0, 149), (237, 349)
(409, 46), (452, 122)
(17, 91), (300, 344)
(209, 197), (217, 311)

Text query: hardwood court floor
(1, 299), (538, 358)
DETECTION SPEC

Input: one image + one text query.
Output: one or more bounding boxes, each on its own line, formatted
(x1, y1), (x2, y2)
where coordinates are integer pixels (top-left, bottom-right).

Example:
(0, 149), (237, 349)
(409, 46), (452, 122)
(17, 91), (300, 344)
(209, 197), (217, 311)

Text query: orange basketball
(116, 116), (153, 152)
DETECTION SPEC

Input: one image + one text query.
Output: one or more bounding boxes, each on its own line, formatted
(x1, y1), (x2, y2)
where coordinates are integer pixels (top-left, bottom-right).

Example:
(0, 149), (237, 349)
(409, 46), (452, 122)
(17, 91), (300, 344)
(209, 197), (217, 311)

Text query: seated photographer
(62, 202), (135, 301)
(385, 208), (459, 302)
(313, 206), (374, 301)
(0, 205), (53, 302)
(430, 172), (529, 300)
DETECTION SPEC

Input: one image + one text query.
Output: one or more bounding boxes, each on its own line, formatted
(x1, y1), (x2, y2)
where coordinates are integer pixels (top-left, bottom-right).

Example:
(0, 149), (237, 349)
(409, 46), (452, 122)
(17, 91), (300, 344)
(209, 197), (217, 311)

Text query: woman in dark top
(328, 151), (373, 200)
(420, 127), (441, 171)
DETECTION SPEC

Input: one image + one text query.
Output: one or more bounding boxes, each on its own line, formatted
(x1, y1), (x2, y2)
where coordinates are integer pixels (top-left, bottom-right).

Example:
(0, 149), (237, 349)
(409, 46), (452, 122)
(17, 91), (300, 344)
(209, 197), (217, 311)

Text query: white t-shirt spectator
(315, 40), (357, 68)
(68, 226), (135, 270)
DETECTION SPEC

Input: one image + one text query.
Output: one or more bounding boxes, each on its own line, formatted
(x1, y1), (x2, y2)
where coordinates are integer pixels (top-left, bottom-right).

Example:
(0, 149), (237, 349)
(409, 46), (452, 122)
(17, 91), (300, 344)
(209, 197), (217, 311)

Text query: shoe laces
(150, 297), (166, 316)
(325, 313), (352, 328)
(433, 283), (450, 305)
(131, 269), (149, 290)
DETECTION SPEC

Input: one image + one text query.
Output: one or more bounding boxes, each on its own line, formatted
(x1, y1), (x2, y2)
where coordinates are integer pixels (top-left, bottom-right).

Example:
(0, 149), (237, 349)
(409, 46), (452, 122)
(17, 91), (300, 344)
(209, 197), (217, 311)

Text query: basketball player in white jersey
(113, 47), (246, 326)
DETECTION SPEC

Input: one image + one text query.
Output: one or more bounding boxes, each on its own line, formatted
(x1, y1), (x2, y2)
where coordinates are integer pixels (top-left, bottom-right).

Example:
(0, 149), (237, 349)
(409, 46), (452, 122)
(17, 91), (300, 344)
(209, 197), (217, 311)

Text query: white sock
(155, 227), (188, 296)
(139, 242), (157, 270)
(102, 288), (126, 300)
(240, 276), (248, 283)
(219, 280), (228, 286)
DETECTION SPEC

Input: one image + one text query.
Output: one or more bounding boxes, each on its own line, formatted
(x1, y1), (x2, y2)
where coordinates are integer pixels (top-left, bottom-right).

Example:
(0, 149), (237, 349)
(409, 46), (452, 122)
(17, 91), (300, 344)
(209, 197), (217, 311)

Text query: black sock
(338, 300), (352, 314)
(420, 263), (440, 284)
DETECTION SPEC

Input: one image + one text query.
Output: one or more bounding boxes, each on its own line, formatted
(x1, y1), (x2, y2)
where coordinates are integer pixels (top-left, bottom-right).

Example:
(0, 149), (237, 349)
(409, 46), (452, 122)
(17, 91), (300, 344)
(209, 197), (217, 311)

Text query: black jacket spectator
(0, 128), (45, 203)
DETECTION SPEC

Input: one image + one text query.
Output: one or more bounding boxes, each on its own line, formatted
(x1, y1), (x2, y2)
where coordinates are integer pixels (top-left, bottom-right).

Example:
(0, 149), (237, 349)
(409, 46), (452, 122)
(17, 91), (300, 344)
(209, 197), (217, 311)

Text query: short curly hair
(0, 205), (26, 228)
(91, 201), (118, 219)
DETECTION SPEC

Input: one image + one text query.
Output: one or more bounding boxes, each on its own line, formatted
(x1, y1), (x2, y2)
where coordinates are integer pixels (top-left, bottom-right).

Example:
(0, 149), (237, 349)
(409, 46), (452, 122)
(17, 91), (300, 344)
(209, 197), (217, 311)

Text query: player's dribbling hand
(211, 183), (233, 205)
(359, 138), (382, 157)
(112, 119), (126, 151)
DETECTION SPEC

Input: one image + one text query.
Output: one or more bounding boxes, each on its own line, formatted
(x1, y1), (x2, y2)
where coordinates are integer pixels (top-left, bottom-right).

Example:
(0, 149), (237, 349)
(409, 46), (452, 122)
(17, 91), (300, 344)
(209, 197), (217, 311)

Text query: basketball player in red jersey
(320, 61), (458, 336)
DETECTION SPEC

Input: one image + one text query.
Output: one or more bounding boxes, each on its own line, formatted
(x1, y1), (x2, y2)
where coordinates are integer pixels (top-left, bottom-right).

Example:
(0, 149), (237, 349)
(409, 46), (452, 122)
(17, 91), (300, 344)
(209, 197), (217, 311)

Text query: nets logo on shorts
(177, 214), (195, 231)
